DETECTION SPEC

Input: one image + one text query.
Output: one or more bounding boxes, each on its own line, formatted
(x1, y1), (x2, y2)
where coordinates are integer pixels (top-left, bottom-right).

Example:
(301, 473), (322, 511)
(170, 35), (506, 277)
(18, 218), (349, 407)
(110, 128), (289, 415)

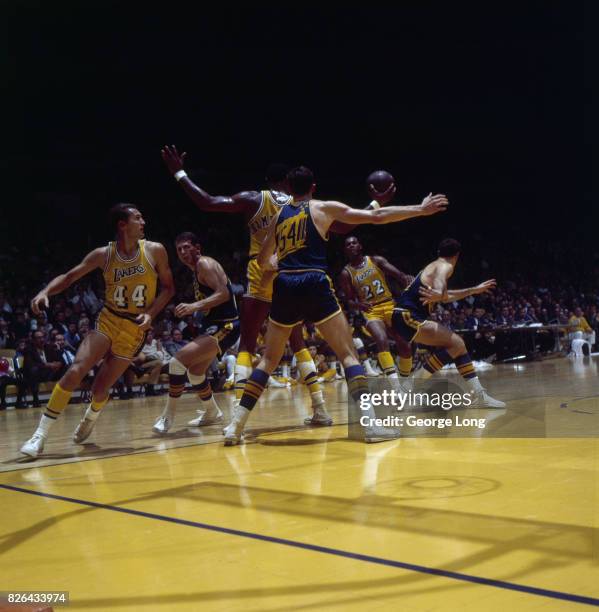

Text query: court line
(1, 483), (598, 607)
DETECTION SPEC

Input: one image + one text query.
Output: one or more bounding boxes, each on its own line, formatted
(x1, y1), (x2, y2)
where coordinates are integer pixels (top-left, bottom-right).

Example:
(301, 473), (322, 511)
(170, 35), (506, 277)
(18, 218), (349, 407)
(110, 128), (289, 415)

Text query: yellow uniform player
(20, 204), (175, 458)
(161, 146), (326, 419)
(246, 190), (292, 301)
(97, 238), (159, 359)
(339, 236), (414, 378)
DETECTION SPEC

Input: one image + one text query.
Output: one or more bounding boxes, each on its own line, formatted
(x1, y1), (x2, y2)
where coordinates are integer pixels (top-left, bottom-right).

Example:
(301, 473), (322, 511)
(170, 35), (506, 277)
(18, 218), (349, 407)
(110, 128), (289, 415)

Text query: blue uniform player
(223, 166), (449, 445)
(153, 232), (241, 434)
(393, 238), (505, 407)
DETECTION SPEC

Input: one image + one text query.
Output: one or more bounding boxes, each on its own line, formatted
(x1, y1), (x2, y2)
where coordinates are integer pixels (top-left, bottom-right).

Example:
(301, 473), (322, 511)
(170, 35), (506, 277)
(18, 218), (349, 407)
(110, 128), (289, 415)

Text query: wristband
(367, 200), (381, 210)
(174, 170), (187, 182)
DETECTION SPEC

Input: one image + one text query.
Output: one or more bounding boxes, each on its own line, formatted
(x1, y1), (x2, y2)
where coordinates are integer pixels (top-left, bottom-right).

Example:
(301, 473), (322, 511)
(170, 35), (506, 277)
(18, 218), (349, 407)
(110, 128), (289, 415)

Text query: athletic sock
(239, 368), (269, 411)
(235, 351), (253, 401)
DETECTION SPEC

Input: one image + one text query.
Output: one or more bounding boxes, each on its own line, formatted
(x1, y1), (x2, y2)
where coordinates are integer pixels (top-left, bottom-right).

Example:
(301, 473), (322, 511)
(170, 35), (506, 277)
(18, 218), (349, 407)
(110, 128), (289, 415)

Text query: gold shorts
(364, 300), (395, 328)
(95, 308), (146, 360)
(246, 257), (275, 302)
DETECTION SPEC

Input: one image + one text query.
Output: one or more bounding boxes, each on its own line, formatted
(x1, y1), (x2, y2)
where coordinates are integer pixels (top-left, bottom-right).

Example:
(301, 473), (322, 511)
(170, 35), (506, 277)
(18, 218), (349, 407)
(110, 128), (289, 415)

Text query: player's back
(396, 270), (432, 319)
(276, 201), (328, 273)
(248, 190), (292, 257)
(103, 239), (157, 318)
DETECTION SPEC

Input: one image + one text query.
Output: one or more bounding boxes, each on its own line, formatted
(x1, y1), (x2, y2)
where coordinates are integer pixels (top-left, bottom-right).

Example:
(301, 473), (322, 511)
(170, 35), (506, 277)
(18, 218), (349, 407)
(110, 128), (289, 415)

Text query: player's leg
(366, 319), (398, 378)
(390, 329), (413, 378)
(154, 335), (220, 433)
(235, 296), (271, 402)
(288, 324), (326, 412)
(317, 312), (395, 442)
(225, 320), (292, 445)
(412, 321), (505, 407)
(71, 352), (136, 443)
(20, 330), (111, 457)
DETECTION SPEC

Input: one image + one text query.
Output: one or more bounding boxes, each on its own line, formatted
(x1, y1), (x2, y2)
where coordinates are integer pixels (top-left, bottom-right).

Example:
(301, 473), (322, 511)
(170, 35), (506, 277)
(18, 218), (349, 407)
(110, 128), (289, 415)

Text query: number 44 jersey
(103, 239), (158, 317)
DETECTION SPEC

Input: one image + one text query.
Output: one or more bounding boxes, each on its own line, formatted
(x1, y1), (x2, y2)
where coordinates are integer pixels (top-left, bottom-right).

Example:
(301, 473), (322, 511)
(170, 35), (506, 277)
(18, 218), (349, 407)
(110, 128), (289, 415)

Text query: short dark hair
(287, 166), (315, 197)
(175, 231), (201, 247)
(438, 238), (462, 258)
(109, 203), (137, 231)
(265, 163), (290, 184)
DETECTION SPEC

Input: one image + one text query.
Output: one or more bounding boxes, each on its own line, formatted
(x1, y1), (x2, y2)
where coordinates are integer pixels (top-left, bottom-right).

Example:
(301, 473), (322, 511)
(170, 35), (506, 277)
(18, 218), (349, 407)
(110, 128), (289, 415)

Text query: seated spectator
(12, 310), (30, 340)
(22, 331), (64, 407)
(126, 330), (166, 396)
(569, 307), (596, 348)
(52, 310), (70, 336)
(515, 307), (534, 326)
(64, 322), (81, 352)
(0, 290), (13, 316)
(163, 328), (188, 357)
(495, 306), (514, 327)
(0, 355), (26, 409)
(0, 318), (15, 349)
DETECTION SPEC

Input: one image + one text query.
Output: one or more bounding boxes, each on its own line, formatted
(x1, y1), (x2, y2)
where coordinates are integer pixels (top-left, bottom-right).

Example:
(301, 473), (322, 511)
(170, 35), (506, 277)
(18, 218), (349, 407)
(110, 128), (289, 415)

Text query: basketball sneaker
(304, 408), (333, 426)
(467, 378), (506, 408)
(223, 405), (250, 446)
(153, 414), (173, 435)
(73, 418), (97, 443)
(188, 399), (224, 426)
(20, 433), (46, 458)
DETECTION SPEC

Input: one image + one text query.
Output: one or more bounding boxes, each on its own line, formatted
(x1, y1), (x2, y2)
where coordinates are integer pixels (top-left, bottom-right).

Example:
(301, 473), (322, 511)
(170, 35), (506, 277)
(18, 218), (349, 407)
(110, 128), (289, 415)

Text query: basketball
(367, 169), (395, 193)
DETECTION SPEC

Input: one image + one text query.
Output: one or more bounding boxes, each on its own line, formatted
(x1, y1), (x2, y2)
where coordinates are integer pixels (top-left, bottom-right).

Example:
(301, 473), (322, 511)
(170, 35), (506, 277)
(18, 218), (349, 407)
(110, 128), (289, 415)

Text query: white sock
(224, 354), (236, 379)
(36, 414), (55, 437)
(281, 364), (290, 378)
(84, 406), (101, 422)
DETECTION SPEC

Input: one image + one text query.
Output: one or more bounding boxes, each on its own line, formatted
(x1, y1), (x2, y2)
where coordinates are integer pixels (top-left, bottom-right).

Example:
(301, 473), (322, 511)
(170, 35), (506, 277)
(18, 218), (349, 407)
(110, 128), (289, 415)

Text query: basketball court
(1, 358), (597, 611)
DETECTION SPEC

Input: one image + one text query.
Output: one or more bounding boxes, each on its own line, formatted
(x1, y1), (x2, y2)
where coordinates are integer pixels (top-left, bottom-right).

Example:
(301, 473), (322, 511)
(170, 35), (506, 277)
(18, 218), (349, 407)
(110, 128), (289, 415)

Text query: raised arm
(371, 255), (411, 290)
(161, 145), (261, 215)
(174, 257), (231, 319)
(329, 184), (396, 235)
(31, 247), (107, 314)
(315, 193), (448, 235)
(141, 242), (176, 330)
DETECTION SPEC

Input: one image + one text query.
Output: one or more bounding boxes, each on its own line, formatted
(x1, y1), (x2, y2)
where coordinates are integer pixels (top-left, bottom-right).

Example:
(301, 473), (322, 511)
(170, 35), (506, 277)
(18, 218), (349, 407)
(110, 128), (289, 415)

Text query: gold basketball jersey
(103, 239), (157, 316)
(345, 256), (392, 306)
(247, 190), (292, 257)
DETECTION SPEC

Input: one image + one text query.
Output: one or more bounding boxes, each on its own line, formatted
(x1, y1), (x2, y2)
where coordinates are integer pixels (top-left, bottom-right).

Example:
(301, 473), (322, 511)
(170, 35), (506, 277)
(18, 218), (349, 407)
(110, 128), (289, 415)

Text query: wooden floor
(0, 356), (598, 611)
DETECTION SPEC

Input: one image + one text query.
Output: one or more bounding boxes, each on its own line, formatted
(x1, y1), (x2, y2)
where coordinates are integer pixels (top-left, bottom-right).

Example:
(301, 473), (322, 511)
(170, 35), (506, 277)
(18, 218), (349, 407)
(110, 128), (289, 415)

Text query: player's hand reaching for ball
(31, 292), (49, 315)
(420, 193), (449, 215)
(175, 302), (197, 318)
(135, 313), (153, 331)
(161, 145), (187, 175)
(473, 279), (497, 295)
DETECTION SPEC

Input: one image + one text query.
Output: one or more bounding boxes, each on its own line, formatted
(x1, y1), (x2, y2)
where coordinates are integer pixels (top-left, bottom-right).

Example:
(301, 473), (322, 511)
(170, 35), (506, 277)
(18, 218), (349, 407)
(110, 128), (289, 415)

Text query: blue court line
(2, 482), (598, 607)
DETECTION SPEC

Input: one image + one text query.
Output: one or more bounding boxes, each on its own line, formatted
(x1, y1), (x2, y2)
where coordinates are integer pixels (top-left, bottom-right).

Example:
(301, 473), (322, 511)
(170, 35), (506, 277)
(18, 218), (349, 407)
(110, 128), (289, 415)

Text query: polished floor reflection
(1, 357), (598, 611)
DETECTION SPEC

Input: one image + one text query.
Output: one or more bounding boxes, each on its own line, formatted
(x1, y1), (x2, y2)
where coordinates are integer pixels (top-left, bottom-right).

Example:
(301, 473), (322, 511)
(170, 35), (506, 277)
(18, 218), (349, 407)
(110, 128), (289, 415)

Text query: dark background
(2, 1), (595, 285)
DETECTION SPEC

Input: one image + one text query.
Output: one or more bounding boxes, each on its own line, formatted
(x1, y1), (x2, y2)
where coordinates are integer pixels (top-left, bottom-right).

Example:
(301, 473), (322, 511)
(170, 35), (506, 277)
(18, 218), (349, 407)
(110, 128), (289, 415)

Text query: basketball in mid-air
(367, 170), (395, 193)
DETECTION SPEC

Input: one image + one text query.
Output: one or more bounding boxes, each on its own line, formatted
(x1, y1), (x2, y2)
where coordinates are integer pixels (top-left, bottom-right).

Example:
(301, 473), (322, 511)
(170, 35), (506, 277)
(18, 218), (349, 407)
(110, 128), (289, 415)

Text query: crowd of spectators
(1, 228), (597, 408)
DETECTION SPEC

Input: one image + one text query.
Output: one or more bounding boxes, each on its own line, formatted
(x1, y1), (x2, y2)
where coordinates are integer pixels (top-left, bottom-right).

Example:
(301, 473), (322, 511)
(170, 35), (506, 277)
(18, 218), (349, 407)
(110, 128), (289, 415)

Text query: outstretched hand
(161, 145), (188, 175)
(31, 292), (49, 315)
(135, 313), (153, 331)
(175, 302), (197, 318)
(473, 279), (497, 295)
(420, 193), (449, 215)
